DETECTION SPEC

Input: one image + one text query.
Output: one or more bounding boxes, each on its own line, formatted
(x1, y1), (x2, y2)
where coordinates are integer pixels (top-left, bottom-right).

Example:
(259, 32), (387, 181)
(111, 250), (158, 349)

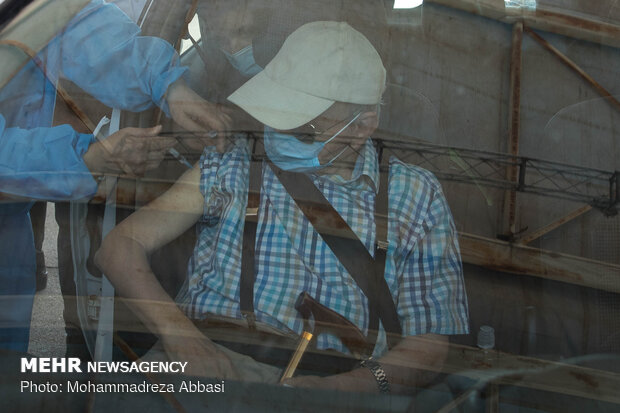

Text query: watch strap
(360, 357), (390, 393)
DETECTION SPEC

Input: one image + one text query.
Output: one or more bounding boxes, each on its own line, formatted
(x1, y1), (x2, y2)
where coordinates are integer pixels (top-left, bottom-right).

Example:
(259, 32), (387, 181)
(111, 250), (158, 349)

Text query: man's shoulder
(388, 157), (443, 195)
(199, 139), (251, 169)
(387, 158), (454, 233)
(197, 139), (251, 194)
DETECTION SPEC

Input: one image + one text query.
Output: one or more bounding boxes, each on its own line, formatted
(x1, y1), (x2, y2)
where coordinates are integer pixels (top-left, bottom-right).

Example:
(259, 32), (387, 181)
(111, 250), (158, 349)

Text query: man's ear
(352, 111), (379, 137)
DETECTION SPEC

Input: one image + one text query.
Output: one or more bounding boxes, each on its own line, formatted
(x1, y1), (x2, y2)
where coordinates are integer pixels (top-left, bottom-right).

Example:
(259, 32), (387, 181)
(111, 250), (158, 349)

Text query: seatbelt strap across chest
(240, 160), (403, 351)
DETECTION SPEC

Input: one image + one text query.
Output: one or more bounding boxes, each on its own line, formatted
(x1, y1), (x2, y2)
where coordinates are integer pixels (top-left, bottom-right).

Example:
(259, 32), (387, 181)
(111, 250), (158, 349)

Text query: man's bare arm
(95, 166), (240, 378)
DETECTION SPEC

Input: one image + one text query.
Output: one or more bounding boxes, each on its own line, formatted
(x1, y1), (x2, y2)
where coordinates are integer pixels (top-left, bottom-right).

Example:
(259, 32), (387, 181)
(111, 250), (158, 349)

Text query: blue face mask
(223, 44), (262, 77)
(264, 112), (361, 172)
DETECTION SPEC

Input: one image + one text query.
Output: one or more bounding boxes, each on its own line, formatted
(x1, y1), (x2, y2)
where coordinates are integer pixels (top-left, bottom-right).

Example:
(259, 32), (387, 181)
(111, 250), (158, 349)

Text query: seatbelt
(239, 159), (402, 352)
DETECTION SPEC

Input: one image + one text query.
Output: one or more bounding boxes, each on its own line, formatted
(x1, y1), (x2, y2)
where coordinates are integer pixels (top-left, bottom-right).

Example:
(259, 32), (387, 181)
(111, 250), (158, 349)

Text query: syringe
(168, 147), (193, 169)
(168, 131), (218, 168)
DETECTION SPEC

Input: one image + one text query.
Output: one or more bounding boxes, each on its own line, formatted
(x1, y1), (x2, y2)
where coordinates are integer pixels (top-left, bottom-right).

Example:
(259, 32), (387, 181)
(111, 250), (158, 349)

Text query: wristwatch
(359, 357), (390, 393)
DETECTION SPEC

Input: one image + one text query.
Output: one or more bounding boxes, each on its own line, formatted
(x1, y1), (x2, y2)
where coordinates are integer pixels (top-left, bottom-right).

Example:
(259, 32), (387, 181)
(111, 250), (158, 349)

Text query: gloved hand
(83, 125), (176, 177)
(167, 79), (233, 148)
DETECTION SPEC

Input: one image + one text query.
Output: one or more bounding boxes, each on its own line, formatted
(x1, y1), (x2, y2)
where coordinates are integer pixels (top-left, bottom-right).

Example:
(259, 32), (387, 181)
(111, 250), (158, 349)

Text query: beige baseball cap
(227, 21), (386, 130)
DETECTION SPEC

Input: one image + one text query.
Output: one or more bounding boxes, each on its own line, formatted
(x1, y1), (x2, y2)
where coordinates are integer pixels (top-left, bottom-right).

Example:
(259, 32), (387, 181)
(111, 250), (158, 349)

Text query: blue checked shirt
(177, 138), (469, 357)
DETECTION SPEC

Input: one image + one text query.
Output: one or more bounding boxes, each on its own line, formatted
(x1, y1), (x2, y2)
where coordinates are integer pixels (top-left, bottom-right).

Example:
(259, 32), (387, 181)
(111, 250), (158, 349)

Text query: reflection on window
(180, 13), (201, 55)
(393, 0), (424, 8)
(505, 0), (537, 10)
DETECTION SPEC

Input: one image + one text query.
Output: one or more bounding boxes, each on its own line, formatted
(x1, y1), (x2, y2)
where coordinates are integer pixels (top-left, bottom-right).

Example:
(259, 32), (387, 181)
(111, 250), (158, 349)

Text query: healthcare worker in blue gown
(0, 0), (231, 352)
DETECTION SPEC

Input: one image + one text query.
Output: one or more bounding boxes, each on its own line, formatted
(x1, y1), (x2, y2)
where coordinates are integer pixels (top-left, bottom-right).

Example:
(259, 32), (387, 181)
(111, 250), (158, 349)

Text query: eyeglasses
(288, 110), (362, 143)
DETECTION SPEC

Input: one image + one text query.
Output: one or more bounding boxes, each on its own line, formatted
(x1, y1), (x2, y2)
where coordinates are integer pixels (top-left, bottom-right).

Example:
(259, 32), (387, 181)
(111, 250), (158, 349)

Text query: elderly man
(97, 21), (468, 393)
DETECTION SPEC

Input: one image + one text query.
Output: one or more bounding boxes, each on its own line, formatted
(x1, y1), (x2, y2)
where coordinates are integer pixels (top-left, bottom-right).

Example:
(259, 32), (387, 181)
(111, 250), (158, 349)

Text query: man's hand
(283, 334), (450, 394)
(282, 368), (378, 393)
(167, 79), (233, 137)
(84, 125), (176, 177)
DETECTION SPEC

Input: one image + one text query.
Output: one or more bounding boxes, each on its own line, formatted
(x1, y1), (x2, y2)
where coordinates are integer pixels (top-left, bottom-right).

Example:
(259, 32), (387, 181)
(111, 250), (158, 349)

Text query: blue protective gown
(0, 0), (187, 351)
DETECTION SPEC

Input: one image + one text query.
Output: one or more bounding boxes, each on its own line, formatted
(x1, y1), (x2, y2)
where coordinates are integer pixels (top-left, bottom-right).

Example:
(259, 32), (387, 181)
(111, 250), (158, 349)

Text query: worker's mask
(264, 112), (361, 172)
(223, 44), (262, 77)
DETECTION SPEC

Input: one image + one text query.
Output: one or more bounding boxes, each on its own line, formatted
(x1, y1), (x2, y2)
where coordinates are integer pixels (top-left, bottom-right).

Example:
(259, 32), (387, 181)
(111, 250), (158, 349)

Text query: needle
(168, 147), (193, 169)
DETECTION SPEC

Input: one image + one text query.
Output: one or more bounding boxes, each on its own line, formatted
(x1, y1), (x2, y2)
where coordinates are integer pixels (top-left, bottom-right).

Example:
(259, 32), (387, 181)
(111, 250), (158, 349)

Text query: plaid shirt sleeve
(389, 160), (470, 337)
